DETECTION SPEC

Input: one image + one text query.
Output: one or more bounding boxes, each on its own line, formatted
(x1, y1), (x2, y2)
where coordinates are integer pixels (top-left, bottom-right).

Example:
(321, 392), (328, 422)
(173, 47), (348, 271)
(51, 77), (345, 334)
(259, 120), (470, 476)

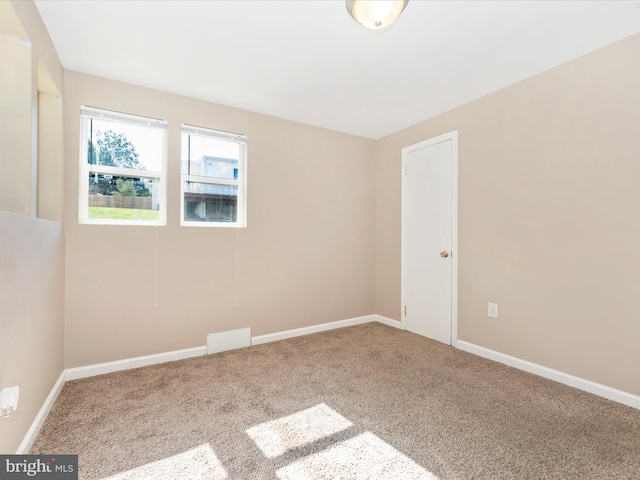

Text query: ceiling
(34, 1), (640, 139)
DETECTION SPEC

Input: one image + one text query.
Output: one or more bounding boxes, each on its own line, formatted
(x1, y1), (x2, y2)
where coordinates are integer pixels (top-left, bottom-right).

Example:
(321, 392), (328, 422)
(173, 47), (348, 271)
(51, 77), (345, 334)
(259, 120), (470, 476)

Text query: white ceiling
(35, 1), (640, 139)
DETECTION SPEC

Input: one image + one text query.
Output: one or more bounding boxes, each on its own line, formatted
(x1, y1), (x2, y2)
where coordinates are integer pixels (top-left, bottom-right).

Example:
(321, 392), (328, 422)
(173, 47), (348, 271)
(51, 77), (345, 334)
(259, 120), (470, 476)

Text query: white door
(401, 132), (457, 345)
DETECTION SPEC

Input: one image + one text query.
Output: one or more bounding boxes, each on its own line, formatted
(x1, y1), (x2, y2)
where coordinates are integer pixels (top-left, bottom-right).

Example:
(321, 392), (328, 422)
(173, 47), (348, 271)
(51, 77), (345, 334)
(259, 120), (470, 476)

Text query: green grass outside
(88, 207), (159, 221)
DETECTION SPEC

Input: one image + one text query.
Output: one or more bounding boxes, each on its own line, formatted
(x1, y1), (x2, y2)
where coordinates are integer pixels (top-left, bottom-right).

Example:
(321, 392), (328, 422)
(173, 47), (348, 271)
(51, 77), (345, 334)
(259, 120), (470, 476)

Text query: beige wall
(63, 72), (376, 368)
(0, 215), (65, 453)
(376, 33), (640, 396)
(0, 0), (64, 454)
(9, 0), (63, 90)
(0, 32), (32, 216)
(37, 92), (64, 222)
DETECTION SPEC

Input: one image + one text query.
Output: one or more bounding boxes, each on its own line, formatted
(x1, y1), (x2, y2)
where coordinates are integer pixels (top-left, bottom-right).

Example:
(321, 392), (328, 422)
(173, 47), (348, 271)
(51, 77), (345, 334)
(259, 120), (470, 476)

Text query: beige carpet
(31, 323), (640, 479)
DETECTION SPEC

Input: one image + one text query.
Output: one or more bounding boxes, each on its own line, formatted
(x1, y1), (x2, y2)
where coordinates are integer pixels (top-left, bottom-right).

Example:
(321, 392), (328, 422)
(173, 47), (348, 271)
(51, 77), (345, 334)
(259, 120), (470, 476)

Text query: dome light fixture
(346, 0), (409, 30)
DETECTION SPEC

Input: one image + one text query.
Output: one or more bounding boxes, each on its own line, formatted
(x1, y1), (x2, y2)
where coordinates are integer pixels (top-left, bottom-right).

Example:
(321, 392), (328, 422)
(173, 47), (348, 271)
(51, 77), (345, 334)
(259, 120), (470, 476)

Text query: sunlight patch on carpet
(275, 431), (438, 480)
(246, 403), (353, 458)
(101, 444), (227, 480)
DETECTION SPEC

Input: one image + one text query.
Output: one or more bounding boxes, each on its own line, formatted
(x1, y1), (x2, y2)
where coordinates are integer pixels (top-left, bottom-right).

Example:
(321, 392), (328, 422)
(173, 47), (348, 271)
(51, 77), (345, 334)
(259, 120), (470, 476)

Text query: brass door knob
(440, 251), (449, 258)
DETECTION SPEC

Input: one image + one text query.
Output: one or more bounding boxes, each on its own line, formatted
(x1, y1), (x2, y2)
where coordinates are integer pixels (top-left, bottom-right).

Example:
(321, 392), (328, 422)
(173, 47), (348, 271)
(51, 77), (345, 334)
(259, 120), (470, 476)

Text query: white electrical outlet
(1, 386), (19, 418)
(488, 302), (498, 319)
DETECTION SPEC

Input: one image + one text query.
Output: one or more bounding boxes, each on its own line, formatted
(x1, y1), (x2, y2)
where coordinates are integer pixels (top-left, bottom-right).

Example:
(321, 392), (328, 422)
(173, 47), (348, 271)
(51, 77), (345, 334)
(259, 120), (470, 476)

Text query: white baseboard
(251, 315), (376, 346)
(16, 371), (66, 454)
(65, 346), (207, 381)
(457, 340), (640, 410)
(370, 314), (404, 330)
(66, 315), (394, 379)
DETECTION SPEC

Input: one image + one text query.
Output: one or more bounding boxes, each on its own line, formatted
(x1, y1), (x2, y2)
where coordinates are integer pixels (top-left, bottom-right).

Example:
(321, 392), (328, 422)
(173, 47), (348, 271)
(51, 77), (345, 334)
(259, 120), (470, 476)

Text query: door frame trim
(400, 130), (458, 346)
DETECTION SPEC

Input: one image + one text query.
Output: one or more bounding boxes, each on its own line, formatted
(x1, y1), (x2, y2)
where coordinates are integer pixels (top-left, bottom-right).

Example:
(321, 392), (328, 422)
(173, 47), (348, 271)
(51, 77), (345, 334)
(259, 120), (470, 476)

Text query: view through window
(79, 106), (167, 225)
(181, 125), (247, 227)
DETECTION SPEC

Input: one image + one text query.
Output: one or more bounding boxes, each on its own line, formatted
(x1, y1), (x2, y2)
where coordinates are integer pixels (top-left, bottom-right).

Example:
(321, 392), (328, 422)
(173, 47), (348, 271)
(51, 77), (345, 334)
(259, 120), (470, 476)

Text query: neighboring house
(184, 155), (239, 222)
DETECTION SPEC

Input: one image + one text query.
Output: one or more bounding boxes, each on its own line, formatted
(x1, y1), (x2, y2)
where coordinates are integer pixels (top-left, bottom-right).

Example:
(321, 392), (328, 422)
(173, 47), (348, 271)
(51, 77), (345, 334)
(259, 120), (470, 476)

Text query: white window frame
(180, 124), (247, 228)
(79, 106), (167, 226)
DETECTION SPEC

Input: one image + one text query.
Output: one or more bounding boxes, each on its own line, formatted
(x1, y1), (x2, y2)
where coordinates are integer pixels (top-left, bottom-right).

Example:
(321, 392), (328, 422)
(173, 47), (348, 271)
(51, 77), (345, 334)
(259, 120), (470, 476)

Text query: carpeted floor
(32, 323), (640, 479)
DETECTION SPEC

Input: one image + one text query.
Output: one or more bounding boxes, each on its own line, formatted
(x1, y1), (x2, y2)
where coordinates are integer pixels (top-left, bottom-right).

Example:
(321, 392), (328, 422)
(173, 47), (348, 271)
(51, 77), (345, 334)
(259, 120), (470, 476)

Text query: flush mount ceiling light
(346, 0), (409, 30)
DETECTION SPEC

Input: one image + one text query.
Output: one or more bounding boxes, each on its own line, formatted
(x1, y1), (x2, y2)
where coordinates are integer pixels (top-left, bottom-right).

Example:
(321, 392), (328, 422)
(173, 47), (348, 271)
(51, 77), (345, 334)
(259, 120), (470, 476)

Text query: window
(79, 106), (167, 225)
(181, 125), (247, 227)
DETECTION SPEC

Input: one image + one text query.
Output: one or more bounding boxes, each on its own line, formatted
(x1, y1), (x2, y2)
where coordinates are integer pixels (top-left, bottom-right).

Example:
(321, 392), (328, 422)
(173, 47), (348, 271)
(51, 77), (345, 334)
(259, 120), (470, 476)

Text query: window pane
(183, 182), (238, 223)
(86, 118), (164, 171)
(87, 173), (160, 221)
(182, 133), (240, 180)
